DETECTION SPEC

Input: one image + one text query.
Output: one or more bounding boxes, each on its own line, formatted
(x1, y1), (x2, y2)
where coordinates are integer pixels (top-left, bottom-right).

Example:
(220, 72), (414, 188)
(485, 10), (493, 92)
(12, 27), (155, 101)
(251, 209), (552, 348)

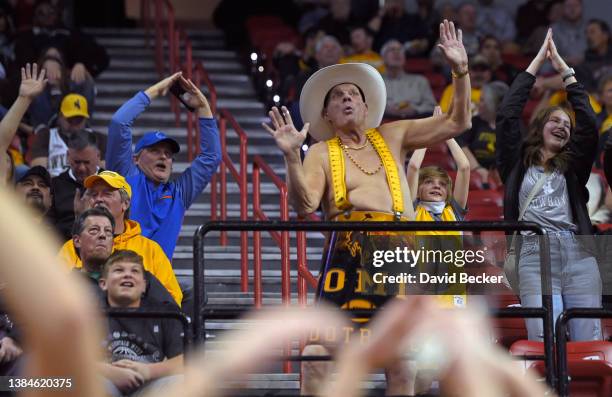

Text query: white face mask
(419, 201), (447, 215)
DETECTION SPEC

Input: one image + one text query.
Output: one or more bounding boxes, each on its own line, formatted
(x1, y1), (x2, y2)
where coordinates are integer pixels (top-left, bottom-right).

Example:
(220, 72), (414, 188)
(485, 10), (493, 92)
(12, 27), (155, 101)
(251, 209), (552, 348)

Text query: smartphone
(169, 80), (195, 112)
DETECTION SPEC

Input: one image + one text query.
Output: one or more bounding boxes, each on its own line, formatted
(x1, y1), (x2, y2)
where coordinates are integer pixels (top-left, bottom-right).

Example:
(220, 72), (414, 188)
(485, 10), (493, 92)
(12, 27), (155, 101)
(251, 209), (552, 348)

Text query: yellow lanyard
(327, 129), (404, 218)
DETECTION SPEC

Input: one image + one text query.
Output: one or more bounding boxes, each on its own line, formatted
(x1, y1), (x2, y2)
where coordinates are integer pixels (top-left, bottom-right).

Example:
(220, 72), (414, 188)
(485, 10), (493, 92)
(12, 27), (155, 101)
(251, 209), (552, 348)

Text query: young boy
(98, 250), (184, 396)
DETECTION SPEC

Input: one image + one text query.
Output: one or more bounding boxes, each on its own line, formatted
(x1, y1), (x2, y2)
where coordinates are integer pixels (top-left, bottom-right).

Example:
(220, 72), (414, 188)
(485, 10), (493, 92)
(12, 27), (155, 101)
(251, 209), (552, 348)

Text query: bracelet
(451, 68), (469, 79)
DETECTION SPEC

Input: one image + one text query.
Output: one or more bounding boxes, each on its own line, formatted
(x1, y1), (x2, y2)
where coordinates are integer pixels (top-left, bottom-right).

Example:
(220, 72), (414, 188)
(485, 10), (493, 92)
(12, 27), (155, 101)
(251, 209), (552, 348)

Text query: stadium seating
(511, 340), (612, 397)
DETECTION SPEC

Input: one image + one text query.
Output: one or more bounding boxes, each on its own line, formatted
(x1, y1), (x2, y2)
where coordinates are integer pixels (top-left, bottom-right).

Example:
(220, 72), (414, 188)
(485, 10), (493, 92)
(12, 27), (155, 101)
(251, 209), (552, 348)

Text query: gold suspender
(367, 129), (404, 218)
(327, 137), (352, 211)
(326, 129), (404, 218)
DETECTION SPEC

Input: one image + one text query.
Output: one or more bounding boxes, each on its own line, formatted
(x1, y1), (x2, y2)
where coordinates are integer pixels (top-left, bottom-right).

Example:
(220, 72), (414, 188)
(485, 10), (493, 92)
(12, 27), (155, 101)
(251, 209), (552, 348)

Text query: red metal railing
(252, 155), (290, 309)
(142, 0), (316, 315)
(216, 109), (249, 292)
(252, 155), (292, 373)
(142, 0), (218, 160)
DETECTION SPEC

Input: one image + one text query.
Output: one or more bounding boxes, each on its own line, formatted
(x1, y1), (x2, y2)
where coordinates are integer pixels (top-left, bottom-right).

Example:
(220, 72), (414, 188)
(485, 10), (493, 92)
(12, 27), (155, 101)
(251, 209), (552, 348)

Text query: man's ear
(132, 152), (140, 165)
(98, 277), (107, 291)
(73, 234), (81, 250)
(321, 109), (329, 123)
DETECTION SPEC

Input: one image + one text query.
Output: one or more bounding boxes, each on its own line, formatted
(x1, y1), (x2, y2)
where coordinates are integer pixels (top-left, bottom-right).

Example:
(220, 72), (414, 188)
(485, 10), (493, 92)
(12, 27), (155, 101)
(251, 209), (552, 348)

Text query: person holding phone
(105, 72), (221, 261)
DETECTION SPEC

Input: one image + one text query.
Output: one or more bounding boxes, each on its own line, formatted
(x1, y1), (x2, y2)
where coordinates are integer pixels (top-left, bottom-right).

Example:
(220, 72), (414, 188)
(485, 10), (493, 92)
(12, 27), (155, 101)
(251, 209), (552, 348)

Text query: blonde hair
(418, 166), (453, 204)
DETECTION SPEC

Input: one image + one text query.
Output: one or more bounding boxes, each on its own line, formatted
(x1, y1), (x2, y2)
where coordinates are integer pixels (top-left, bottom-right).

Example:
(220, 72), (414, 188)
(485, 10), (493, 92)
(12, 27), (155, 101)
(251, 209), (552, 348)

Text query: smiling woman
(496, 29), (602, 342)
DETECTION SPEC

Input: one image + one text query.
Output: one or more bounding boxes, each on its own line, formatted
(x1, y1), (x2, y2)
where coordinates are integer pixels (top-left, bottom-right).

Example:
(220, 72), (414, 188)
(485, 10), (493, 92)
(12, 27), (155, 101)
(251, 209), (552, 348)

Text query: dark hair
(479, 35), (500, 51)
(598, 73), (612, 94)
(349, 25), (374, 38)
(588, 19), (611, 36)
(72, 207), (115, 236)
(522, 106), (573, 172)
(67, 129), (99, 151)
(323, 83), (366, 108)
(102, 250), (144, 278)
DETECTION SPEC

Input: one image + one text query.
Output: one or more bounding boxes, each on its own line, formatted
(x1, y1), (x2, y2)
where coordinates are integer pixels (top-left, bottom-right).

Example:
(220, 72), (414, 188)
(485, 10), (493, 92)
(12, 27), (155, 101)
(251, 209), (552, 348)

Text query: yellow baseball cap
(60, 93), (90, 119)
(84, 171), (132, 198)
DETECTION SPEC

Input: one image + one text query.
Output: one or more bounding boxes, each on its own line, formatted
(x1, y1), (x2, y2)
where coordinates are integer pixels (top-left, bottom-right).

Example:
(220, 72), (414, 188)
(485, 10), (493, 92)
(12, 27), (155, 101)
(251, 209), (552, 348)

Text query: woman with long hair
(497, 29), (601, 341)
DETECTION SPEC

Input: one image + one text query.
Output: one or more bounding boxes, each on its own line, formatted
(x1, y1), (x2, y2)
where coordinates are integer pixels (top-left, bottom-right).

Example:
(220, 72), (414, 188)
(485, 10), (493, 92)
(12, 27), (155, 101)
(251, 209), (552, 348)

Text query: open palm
(19, 63), (47, 99)
(437, 20), (468, 70)
(262, 106), (310, 155)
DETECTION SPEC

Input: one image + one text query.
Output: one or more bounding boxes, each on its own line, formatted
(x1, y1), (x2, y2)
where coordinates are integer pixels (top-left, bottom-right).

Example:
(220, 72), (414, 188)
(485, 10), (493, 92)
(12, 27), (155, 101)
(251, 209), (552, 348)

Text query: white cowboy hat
(299, 63), (386, 142)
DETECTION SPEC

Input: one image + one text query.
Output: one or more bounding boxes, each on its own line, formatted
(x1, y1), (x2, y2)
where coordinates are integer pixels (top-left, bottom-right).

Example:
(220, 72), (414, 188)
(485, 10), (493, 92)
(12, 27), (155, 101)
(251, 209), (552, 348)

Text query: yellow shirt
(340, 51), (385, 73)
(59, 219), (183, 306)
(548, 90), (602, 113)
(439, 85), (481, 115)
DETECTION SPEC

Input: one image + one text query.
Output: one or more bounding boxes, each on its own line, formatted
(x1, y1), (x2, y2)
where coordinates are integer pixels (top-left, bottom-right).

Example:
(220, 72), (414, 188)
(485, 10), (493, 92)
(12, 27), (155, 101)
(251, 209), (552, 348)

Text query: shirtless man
(264, 20), (471, 396)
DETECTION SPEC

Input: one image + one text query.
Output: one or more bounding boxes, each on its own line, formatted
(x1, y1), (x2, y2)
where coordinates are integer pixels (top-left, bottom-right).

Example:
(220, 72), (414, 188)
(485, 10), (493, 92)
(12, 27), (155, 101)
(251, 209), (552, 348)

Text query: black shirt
(457, 116), (497, 169)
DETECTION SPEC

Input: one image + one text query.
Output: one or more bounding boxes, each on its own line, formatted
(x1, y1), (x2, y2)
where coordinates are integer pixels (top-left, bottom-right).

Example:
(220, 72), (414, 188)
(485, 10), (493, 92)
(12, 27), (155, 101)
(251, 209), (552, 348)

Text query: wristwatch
(561, 67), (576, 81)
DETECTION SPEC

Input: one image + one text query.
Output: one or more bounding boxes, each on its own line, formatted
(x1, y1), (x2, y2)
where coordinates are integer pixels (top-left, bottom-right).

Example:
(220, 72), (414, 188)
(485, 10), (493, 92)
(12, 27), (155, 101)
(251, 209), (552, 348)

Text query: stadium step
(91, 26), (323, 393)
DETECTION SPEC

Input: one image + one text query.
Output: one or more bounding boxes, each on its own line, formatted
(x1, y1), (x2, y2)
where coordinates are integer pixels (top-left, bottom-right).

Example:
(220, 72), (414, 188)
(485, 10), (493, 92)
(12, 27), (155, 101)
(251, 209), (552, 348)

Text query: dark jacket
(496, 72), (597, 237)
(49, 169), (82, 241)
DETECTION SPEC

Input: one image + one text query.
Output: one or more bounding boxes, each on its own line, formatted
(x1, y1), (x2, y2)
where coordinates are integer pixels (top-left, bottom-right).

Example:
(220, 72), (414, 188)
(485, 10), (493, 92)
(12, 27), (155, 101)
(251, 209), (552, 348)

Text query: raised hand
(547, 35), (570, 74)
(262, 106), (310, 156)
(144, 71), (182, 100)
(70, 62), (90, 84)
(18, 63), (47, 99)
(526, 28), (552, 76)
(437, 19), (468, 73)
(177, 76), (212, 117)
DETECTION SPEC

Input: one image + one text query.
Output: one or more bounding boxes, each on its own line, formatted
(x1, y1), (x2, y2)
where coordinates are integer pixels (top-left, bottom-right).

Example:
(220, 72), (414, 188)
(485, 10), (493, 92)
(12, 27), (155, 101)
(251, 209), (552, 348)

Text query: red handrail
(252, 155), (290, 309)
(217, 109), (249, 292)
(252, 155), (292, 374)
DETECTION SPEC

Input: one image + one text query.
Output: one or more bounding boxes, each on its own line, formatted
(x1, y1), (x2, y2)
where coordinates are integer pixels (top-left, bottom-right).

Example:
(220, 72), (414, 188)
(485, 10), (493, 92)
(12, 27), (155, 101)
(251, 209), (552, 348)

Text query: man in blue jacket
(106, 72), (221, 260)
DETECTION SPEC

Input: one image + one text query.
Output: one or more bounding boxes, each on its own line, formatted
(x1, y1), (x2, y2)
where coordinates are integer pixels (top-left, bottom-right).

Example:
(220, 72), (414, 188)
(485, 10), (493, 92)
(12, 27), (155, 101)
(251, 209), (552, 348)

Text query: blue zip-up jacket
(107, 91), (221, 260)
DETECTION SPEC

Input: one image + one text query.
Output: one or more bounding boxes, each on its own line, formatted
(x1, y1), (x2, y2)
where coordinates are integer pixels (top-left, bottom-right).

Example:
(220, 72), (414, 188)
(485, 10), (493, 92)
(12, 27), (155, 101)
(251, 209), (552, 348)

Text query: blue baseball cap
(135, 131), (180, 154)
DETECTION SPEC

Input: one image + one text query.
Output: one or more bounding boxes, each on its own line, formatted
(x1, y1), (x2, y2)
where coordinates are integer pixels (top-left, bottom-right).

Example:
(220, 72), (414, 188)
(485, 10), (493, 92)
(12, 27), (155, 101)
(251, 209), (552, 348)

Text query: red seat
(447, 170), (489, 190)
(245, 15), (287, 32)
(404, 57), (433, 74)
(511, 340), (612, 397)
(485, 294), (527, 348)
(502, 54), (531, 70)
(465, 205), (503, 221)
(603, 319), (612, 342)
(421, 152), (455, 170)
(467, 189), (503, 207)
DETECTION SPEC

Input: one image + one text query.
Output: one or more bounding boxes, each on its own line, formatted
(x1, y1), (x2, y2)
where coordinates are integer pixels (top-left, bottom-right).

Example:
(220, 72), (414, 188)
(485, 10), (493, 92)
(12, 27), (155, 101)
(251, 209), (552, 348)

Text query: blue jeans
(518, 231), (601, 341)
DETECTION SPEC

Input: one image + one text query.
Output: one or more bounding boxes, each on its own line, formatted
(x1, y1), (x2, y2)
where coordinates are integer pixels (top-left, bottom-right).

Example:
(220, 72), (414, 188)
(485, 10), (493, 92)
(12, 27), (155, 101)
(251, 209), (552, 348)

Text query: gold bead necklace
(338, 136), (383, 175)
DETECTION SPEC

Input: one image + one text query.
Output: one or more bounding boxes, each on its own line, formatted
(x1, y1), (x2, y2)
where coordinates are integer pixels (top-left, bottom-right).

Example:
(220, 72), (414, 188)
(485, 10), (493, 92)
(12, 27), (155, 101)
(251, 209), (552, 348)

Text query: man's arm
(0, 63), (47, 182)
(285, 143), (327, 216)
(107, 72), (183, 176)
(263, 106), (326, 216)
(173, 77), (222, 209)
(382, 21), (471, 150)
